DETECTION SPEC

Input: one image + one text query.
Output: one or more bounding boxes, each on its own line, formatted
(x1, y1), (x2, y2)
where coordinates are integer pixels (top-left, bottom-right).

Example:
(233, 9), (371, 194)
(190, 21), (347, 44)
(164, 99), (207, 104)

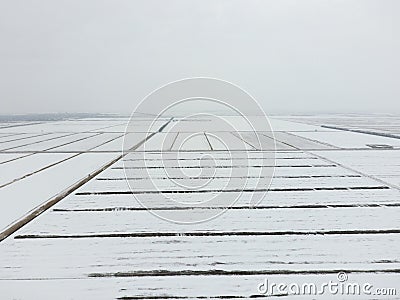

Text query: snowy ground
(0, 115), (399, 299)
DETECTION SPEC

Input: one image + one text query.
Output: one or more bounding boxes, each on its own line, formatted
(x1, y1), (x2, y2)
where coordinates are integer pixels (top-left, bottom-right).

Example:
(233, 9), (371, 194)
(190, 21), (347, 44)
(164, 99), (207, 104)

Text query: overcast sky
(0, 0), (399, 115)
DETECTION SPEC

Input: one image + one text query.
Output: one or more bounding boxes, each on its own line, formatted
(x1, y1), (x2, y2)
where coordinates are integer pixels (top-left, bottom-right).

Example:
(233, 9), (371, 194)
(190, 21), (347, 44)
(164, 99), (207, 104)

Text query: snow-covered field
(0, 115), (399, 299)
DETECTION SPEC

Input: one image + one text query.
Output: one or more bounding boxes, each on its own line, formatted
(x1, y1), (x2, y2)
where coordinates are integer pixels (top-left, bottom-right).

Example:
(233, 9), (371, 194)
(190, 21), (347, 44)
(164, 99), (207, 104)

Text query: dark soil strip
(204, 132), (214, 150)
(85, 122), (128, 132)
(0, 122), (44, 130)
(52, 202), (400, 212)
(90, 268), (400, 278)
(267, 130), (400, 192)
(97, 174), (361, 181)
(0, 133), (27, 142)
(0, 132), (77, 151)
(75, 185), (389, 195)
(4, 148), (386, 154)
(86, 133), (124, 151)
(123, 157), (318, 161)
(0, 132), (53, 145)
(0, 133), (125, 188)
(0, 133), (102, 165)
(0, 153), (33, 165)
(0, 154), (125, 243)
(118, 296), (245, 299)
(322, 125), (400, 140)
(304, 146), (400, 191)
(158, 119), (173, 132)
(118, 295), (286, 299)
(2, 150), (122, 153)
(133, 147), (400, 152)
(0, 120), (172, 242)
(168, 132), (180, 151)
(279, 131), (340, 149)
(0, 154), (83, 189)
(230, 132), (259, 150)
(42, 132), (103, 151)
(15, 229), (400, 239)
(115, 164), (336, 169)
(0, 133), (24, 139)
